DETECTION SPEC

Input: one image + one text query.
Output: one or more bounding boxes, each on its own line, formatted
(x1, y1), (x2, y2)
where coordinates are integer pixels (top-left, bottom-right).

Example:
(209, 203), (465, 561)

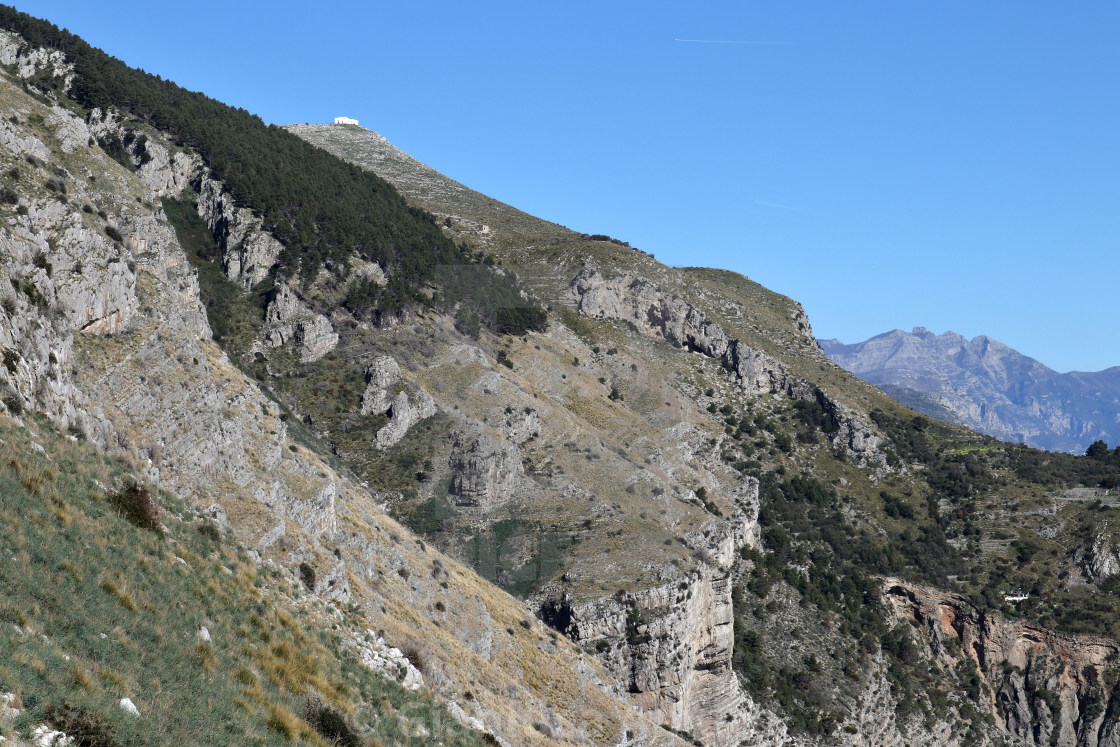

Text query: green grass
(0, 413), (487, 746)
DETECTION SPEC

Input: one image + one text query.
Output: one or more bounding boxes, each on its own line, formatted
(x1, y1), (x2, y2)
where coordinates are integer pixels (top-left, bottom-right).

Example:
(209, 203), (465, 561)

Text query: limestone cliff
(548, 480), (777, 747)
(885, 579), (1120, 746)
(0, 47), (688, 747)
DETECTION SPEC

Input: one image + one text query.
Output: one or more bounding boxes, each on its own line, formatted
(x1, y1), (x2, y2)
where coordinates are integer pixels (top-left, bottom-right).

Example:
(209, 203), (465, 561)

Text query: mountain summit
(821, 328), (1120, 452)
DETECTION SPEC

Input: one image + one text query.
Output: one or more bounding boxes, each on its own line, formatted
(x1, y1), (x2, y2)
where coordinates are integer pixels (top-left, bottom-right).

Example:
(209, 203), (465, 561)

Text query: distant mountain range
(820, 327), (1120, 453)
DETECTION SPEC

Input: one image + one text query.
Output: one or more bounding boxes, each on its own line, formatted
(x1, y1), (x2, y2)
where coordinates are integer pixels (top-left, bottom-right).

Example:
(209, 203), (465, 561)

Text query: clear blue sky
(16, 1), (1120, 372)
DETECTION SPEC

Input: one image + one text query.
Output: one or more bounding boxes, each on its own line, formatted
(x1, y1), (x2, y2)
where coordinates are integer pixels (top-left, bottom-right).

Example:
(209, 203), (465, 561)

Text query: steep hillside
(290, 123), (1120, 745)
(821, 328), (1120, 453)
(6, 9), (1120, 747)
(0, 26), (685, 747)
(0, 412), (487, 747)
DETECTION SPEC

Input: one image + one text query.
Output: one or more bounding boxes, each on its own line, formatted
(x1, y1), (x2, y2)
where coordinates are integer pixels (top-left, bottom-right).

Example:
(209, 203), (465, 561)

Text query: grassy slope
(0, 412), (486, 746)
(285, 124), (1120, 738)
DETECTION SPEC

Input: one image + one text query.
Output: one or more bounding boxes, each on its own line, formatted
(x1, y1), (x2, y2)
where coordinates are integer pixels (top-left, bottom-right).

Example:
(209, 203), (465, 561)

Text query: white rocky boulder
(376, 390), (437, 449)
(262, 283), (338, 362)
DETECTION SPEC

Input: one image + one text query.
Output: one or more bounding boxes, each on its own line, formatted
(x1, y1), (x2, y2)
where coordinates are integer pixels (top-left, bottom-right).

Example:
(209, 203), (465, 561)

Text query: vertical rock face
(195, 174), (282, 289)
(360, 355), (402, 415)
(448, 425), (524, 507)
(554, 481), (766, 747)
(884, 579), (1120, 747)
(261, 282), (339, 362)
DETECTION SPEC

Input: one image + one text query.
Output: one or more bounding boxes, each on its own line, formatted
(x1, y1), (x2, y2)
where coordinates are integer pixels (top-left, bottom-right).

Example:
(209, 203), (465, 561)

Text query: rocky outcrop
(0, 28), (74, 90)
(357, 354), (438, 448)
(832, 412), (886, 464)
(447, 424), (522, 507)
(360, 354), (439, 448)
(359, 355), (401, 415)
(196, 174), (283, 289)
(884, 578), (1120, 746)
(261, 282), (338, 362)
(571, 266), (795, 396)
(499, 406), (541, 445)
(375, 389), (437, 448)
(1083, 533), (1120, 584)
(571, 266), (884, 467)
(548, 480), (765, 747)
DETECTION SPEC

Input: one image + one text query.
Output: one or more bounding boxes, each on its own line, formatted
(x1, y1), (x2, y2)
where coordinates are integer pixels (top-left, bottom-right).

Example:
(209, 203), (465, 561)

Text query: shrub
(109, 481), (161, 531)
(401, 645), (425, 673)
(298, 561), (316, 590)
(197, 521), (221, 543)
(2, 394), (22, 415)
(44, 704), (120, 747)
(104, 225), (122, 242)
(301, 695), (362, 747)
(0, 186), (17, 204)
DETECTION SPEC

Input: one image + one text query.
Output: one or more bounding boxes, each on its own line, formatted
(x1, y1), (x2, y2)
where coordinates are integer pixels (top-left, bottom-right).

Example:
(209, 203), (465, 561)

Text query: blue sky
(16, 1), (1120, 372)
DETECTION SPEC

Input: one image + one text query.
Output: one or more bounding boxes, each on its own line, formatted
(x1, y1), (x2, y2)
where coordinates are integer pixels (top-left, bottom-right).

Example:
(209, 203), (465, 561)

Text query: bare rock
(262, 283), (338, 362)
(360, 356), (402, 415)
(1084, 533), (1120, 583)
(448, 425), (523, 508)
(565, 565), (760, 747)
(884, 578), (1120, 746)
(0, 692), (19, 721)
(570, 266), (791, 395)
(499, 406), (541, 445)
(0, 29), (74, 89)
(345, 630), (425, 691)
(376, 390), (437, 449)
(351, 257), (387, 285)
(196, 174), (282, 289)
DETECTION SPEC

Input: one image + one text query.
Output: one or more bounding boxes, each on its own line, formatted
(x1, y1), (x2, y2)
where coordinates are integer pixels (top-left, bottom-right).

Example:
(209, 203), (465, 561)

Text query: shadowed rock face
(884, 579), (1120, 747)
(821, 328), (1120, 453)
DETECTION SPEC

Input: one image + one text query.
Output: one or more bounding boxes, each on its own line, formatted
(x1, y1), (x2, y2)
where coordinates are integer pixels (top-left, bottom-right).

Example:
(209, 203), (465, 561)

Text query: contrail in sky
(674, 39), (812, 46)
(755, 200), (805, 212)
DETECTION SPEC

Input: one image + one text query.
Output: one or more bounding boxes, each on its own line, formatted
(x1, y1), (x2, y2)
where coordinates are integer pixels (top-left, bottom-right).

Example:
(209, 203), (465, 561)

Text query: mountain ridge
(6, 10), (1120, 746)
(821, 327), (1120, 452)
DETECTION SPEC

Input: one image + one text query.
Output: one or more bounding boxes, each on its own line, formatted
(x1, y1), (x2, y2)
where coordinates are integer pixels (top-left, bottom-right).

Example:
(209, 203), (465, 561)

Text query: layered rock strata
(448, 424), (525, 508)
(884, 579), (1120, 746)
(548, 481), (768, 747)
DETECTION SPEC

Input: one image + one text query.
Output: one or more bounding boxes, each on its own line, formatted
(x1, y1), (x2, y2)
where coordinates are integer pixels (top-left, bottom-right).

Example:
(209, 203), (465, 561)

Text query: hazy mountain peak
(823, 329), (1120, 451)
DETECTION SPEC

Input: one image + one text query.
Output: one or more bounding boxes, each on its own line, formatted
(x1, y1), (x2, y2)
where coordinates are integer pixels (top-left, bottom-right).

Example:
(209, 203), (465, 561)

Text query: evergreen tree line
(0, 6), (547, 336)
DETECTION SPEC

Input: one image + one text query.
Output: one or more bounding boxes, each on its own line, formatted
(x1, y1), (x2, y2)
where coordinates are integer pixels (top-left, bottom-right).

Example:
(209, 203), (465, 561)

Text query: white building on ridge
(334, 116), (359, 125)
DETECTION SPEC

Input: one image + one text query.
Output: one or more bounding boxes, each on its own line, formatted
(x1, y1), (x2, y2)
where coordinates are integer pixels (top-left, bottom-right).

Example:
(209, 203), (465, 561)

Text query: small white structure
(334, 116), (359, 125)
(1005, 594), (1029, 603)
